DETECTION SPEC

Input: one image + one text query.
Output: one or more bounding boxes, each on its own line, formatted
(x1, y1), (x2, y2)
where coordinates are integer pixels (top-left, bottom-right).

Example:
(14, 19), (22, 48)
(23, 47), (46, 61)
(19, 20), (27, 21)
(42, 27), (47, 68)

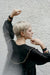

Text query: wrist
(40, 43), (48, 53)
(10, 14), (14, 18)
(8, 15), (13, 21)
(40, 43), (46, 49)
(43, 49), (49, 53)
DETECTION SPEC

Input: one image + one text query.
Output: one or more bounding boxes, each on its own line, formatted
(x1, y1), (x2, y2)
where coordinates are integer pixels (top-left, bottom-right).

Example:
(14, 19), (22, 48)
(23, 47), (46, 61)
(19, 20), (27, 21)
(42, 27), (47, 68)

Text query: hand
(10, 9), (22, 18)
(30, 38), (43, 45)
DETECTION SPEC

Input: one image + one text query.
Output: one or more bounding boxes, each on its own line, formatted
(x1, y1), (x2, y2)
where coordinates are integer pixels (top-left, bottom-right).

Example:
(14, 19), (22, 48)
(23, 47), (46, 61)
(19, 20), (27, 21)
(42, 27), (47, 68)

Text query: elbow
(3, 25), (5, 33)
(2, 24), (5, 33)
(2, 20), (7, 33)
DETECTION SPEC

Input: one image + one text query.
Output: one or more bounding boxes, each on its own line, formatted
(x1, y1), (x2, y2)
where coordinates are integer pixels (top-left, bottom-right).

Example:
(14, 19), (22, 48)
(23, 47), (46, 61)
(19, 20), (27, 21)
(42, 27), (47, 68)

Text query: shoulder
(24, 44), (36, 51)
(10, 40), (36, 51)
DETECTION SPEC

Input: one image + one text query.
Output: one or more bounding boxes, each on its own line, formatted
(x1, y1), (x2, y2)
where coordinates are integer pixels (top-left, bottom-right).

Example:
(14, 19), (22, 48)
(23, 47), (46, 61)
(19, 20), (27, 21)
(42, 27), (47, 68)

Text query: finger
(19, 10), (22, 12)
(31, 40), (35, 42)
(31, 40), (35, 43)
(16, 11), (21, 14)
(32, 42), (36, 45)
(17, 11), (21, 14)
(16, 9), (22, 12)
(15, 11), (21, 15)
(31, 41), (34, 44)
(17, 11), (21, 13)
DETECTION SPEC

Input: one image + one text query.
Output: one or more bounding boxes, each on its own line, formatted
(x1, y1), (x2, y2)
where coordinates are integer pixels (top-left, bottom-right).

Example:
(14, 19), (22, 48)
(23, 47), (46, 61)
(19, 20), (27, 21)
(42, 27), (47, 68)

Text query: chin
(29, 37), (32, 39)
(26, 36), (32, 39)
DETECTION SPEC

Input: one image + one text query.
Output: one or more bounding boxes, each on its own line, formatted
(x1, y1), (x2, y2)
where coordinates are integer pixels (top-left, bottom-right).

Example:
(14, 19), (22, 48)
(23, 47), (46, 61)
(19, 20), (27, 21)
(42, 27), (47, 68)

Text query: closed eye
(29, 30), (32, 32)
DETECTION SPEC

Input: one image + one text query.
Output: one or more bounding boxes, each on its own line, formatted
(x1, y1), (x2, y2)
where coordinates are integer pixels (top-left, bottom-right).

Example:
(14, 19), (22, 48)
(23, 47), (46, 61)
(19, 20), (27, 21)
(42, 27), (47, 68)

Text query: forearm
(40, 43), (49, 53)
(3, 9), (21, 41)
(29, 47), (49, 65)
(8, 9), (21, 22)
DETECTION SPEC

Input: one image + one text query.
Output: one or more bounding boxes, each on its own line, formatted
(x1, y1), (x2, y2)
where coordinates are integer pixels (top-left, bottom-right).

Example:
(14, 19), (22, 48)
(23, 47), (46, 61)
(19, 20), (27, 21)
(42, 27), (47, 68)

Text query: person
(2, 9), (50, 75)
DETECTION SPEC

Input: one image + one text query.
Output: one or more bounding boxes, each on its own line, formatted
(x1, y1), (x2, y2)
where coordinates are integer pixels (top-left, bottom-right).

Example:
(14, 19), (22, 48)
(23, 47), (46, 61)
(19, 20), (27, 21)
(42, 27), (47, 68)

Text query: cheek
(25, 32), (31, 37)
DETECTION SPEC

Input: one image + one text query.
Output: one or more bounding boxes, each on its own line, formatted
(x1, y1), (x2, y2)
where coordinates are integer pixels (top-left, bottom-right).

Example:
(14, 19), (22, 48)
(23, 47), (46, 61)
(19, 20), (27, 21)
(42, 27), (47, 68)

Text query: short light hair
(13, 21), (31, 38)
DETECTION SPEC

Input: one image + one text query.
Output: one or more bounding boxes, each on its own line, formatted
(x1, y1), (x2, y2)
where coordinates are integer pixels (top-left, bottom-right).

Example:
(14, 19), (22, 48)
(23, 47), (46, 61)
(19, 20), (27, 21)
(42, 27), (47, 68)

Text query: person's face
(24, 26), (34, 39)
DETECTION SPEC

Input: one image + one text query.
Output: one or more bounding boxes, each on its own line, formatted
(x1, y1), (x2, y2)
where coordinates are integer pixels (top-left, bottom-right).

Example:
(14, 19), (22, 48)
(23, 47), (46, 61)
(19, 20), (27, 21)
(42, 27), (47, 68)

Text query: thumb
(30, 39), (35, 43)
(31, 41), (36, 44)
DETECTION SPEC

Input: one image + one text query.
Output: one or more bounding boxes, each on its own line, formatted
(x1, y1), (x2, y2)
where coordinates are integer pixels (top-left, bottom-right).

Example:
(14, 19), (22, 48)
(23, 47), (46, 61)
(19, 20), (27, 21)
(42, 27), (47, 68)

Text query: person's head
(13, 21), (34, 40)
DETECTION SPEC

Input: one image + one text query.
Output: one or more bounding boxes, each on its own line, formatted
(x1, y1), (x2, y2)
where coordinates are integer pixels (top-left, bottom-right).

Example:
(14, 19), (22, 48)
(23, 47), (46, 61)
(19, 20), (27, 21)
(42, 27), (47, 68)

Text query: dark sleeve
(3, 19), (14, 41)
(29, 47), (50, 65)
(3, 19), (14, 52)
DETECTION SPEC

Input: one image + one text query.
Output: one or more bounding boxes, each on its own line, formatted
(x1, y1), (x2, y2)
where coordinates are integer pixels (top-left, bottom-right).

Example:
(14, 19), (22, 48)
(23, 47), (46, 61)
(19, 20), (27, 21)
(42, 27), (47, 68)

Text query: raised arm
(3, 9), (21, 43)
(3, 9), (21, 52)
(3, 17), (14, 42)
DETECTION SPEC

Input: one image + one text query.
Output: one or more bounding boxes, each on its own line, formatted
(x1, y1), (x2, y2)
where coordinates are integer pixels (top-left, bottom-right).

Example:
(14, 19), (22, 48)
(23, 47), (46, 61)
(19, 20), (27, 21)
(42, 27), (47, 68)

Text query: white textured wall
(0, 0), (50, 75)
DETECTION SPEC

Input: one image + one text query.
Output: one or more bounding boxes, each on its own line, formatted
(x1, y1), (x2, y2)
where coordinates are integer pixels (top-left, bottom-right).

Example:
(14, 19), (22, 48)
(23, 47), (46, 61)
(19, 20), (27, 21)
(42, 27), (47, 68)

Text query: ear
(20, 31), (25, 36)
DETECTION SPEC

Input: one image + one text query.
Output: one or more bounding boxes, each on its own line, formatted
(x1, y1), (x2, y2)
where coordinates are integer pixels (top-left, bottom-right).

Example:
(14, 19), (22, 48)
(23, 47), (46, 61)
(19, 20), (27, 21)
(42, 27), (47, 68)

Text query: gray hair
(13, 21), (31, 38)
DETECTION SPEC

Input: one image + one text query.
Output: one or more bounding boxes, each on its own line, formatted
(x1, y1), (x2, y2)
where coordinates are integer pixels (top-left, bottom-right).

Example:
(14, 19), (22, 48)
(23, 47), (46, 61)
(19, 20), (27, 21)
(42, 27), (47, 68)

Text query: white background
(0, 0), (50, 75)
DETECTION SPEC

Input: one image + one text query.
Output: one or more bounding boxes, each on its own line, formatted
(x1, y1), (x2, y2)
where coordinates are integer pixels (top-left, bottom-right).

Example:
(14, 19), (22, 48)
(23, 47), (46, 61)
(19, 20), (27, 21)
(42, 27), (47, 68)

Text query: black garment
(2, 19), (50, 75)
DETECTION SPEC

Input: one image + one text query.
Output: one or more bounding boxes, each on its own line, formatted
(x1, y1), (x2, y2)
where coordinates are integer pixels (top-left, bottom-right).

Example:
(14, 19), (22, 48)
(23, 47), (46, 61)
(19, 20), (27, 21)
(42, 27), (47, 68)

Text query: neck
(16, 37), (26, 44)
